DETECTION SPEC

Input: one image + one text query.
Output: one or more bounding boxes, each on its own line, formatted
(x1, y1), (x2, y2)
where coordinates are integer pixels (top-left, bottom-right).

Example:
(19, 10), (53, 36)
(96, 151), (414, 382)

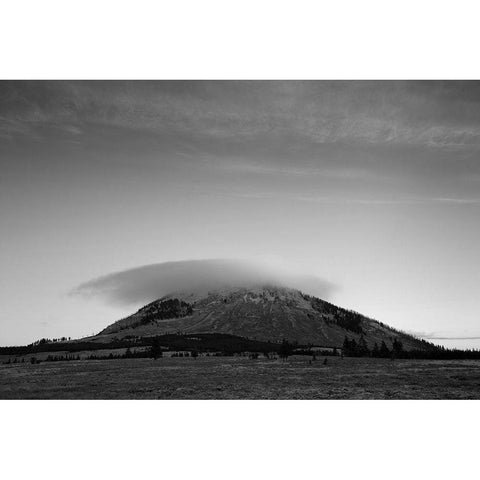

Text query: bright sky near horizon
(1, 81), (480, 347)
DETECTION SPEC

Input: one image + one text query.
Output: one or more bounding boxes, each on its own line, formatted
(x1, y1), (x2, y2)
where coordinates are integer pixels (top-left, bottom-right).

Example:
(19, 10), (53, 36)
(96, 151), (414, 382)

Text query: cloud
(405, 328), (480, 341)
(432, 197), (480, 205)
(225, 190), (480, 206)
(3, 81), (480, 148)
(209, 156), (384, 180)
(295, 196), (480, 206)
(423, 335), (480, 340)
(72, 258), (336, 306)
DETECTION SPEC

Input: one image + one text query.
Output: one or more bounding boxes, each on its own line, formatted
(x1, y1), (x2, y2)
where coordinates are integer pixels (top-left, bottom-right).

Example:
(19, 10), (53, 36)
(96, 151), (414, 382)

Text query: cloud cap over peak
(73, 258), (336, 306)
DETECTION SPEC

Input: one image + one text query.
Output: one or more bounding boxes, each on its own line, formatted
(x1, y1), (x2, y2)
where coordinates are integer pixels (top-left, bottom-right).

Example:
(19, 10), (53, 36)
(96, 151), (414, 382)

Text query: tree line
(342, 336), (480, 360)
(5, 332), (480, 364)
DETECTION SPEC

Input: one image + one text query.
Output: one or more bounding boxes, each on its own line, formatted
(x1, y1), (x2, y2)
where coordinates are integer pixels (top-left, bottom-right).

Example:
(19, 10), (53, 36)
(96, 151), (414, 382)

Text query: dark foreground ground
(1, 356), (480, 399)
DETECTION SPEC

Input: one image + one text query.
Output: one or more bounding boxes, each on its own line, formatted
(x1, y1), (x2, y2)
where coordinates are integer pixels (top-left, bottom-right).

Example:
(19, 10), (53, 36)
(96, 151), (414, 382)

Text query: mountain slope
(94, 286), (428, 351)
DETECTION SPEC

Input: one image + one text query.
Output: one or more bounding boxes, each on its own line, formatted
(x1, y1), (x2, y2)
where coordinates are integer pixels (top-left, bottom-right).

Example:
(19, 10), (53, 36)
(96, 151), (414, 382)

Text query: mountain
(93, 286), (428, 351)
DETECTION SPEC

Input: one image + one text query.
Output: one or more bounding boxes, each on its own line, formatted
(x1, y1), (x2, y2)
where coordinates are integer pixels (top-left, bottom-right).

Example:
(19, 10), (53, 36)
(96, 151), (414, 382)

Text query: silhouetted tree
(342, 337), (358, 356)
(379, 341), (390, 358)
(279, 339), (293, 361)
(357, 335), (369, 357)
(392, 338), (404, 358)
(150, 338), (162, 359)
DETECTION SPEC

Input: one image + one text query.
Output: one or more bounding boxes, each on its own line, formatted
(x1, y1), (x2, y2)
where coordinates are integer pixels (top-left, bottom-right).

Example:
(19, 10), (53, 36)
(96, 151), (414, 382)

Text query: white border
(0, 400), (478, 480)
(2, 2), (480, 479)
(1, 0), (480, 79)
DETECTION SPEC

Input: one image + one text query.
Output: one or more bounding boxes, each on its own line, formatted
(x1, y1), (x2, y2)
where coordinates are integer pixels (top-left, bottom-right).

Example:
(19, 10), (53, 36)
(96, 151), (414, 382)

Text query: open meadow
(1, 355), (480, 399)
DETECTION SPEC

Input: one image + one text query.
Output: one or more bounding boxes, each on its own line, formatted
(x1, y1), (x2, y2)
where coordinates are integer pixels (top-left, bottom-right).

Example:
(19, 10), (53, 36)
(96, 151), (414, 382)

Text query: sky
(1, 80), (480, 347)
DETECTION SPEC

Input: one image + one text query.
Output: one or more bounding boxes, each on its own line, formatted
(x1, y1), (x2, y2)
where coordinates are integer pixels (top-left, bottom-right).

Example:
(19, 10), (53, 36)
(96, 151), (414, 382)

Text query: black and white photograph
(1, 2), (480, 479)
(2, 79), (480, 400)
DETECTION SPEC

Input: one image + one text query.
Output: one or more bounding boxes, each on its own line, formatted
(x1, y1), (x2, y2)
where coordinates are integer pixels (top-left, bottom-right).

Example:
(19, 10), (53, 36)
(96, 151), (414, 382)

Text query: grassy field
(1, 355), (480, 399)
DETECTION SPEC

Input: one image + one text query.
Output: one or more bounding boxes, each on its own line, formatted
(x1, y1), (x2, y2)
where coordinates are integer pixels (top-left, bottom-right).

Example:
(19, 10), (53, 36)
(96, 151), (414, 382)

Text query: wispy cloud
(431, 197), (480, 205)
(226, 190), (480, 206)
(3, 81), (480, 149)
(208, 157), (383, 181)
(406, 328), (480, 341)
(425, 336), (480, 340)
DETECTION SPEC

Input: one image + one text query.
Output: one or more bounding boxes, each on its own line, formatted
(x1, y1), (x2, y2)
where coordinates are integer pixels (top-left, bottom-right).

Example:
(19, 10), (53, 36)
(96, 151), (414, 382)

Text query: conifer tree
(392, 338), (404, 358)
(150, 338), (162, 359)
(379, 341), (390, 358)
(357, 335), (369, 357)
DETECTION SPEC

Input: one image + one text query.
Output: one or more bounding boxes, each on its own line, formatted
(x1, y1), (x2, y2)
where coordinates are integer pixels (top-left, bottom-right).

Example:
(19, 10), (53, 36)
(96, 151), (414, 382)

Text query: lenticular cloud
(73, 258), (336, 306)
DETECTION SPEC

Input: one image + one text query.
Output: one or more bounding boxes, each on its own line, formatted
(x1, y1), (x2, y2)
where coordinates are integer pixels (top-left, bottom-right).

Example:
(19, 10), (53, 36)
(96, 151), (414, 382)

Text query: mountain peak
(95, 285), (428, 351)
